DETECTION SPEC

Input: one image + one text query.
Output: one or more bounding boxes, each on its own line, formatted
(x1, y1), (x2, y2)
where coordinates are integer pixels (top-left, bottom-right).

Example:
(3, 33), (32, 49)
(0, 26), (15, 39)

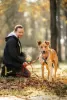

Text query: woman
(1, 25), (31, 77)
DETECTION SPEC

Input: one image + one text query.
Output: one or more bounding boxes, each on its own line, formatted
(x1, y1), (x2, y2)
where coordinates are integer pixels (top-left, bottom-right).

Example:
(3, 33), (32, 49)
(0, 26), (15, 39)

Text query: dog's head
(37, 41), (50, 53)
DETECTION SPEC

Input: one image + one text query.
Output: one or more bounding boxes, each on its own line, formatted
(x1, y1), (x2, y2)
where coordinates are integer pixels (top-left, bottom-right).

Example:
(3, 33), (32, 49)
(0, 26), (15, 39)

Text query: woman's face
(15, 28), (24, 38)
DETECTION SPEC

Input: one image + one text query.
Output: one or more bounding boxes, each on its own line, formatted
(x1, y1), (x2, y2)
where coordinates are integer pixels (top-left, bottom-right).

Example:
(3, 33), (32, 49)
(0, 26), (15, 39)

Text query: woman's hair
(14, 25), (23, 31)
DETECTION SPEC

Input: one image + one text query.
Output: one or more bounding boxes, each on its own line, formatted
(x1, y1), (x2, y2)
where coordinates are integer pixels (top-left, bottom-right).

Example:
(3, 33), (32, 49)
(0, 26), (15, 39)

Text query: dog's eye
(44, 46), (47, 48)
(41, 46), (43, 48)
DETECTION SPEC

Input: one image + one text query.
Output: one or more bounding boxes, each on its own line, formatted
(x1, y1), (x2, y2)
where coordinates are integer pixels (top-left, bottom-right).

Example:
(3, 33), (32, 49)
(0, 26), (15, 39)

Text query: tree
(61, 0), (67, 60)
(50, 0), (58, 52)
(57, 0), (62, 61)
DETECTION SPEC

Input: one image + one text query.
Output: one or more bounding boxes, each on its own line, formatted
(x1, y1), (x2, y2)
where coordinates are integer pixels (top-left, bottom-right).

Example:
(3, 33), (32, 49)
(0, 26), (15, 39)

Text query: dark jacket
(3, 35), (26, 71)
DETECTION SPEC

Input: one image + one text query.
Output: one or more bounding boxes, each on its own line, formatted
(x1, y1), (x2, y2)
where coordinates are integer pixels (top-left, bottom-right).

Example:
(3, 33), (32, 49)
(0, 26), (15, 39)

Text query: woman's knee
(23, 68), (31, 77)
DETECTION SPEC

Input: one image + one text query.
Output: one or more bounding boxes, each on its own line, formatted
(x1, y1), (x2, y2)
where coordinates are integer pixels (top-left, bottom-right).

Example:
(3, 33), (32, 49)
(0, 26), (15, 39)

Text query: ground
(0, 63), (67, 100)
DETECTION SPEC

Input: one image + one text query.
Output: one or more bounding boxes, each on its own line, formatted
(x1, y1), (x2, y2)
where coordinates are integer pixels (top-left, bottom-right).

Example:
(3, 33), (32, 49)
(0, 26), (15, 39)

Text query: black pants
(1, 64), (31, 77)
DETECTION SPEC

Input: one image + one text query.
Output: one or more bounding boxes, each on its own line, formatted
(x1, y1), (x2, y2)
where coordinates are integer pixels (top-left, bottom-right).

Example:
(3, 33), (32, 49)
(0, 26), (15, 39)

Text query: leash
(28, 57), (39, 64)
(27, 57), (39, 78)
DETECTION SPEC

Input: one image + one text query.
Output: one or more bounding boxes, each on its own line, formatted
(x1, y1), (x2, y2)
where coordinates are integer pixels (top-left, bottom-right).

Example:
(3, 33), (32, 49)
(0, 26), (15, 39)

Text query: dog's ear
(45, 41), (50, 46)
(37, 41), (42, 46)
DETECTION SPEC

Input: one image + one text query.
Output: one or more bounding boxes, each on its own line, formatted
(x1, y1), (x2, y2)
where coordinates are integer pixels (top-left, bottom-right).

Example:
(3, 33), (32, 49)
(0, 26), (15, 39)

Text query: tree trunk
(64, 7), (67, 60)
(50, 0), (58, 52)
(57, 0), (62, 61)
(65, 17), (67, 60)
(45, 28), (48, 40)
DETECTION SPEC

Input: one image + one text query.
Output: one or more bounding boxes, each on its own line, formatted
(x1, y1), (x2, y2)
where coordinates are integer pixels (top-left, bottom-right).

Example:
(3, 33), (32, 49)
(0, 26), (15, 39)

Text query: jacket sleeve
(7, 38), (26, 64)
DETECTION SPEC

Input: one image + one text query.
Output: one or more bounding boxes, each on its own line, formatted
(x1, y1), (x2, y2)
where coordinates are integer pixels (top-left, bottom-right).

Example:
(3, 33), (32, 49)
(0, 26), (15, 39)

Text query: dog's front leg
(54, 62), (58, 80)
(46, 64), (50, 80)
(42, 63), (44, 80)
(48, 61), (53, 82)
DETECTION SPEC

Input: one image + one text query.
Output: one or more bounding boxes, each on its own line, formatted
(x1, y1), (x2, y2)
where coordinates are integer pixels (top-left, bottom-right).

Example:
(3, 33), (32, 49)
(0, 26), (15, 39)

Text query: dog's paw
(48, 76), (52, 82)
(42, 77), (46, 81)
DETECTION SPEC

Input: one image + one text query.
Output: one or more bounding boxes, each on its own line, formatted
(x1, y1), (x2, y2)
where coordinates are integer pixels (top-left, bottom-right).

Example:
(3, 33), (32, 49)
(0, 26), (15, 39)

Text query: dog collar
(42, 57), (48, 64)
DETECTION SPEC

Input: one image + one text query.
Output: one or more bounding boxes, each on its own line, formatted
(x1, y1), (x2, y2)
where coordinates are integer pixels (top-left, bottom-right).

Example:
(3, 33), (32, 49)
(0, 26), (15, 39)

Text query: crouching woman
(1, 25), (31, 77)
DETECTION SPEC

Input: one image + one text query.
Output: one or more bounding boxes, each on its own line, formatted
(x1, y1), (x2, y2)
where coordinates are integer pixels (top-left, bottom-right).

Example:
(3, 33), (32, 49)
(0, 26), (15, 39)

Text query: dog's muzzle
(42, 51), (46, 54)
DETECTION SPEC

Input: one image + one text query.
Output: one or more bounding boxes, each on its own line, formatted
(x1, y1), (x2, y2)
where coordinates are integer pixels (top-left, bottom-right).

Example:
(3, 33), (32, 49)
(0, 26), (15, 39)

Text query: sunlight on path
(0, 95), (67, 100)
(0, 96), (23, 100)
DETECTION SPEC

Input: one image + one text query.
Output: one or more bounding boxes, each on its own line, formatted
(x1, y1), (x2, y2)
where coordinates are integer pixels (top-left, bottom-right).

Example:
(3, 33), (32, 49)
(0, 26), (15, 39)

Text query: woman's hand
(23, 62), (28, 67)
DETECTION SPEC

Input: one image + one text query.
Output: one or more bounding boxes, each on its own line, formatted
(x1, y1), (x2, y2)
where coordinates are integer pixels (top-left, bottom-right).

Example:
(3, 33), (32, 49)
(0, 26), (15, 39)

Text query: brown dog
(37, 41), (58, 81)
